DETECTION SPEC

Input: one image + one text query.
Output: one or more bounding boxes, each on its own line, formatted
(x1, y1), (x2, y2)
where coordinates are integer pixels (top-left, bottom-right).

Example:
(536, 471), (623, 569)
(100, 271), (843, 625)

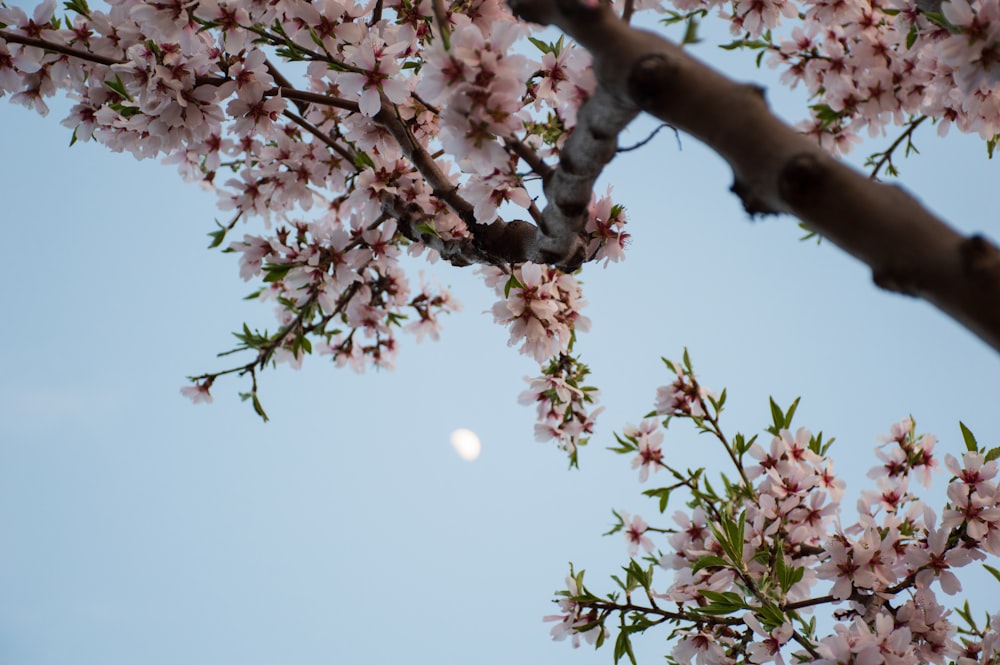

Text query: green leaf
(415, 222), (439, 238)
(613, 630), (637, 665)
(528, 36), (552, 53)
(769, 397), (784, 434)
(783, 397), (800, 428)
(984, 564), (1000, 584)
(622, 560), (652, 592)
(681, 17), (701, 45)
(504, 273), (523, 299)
(207, 219), (228, 249)
(104, 73), (132, 99)
(960, 421), (979, 452)
(697, 590), (747, 615)
(986, 447), (1000, 463)
(642, 487), (672, 513)
(691, 555), (729, 573)
(63, 0), (91, 15)
(595, 625), (606, 649)
(756, 602), (788, 630)
(251, 394), (269, 422)
(262, 262), (293, 283)
(353, 150), (375, 169)
(603, 509), (625, 536)
(574, 619), (605, 633)
(906, 24), (919, 48)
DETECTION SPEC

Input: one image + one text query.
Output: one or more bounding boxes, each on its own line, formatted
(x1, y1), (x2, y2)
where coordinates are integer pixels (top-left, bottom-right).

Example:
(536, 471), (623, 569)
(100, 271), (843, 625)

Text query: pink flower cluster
(762, 0), (1000, 151)
(0, 0), (613, 406)
(654, 357), (714, 418)
(519, 353), (603, 460)
(666, 0), (1000, 152)
(544, 569), (609, 648)
(548, 364), (1000, 665)
(485, 263), (590, 363)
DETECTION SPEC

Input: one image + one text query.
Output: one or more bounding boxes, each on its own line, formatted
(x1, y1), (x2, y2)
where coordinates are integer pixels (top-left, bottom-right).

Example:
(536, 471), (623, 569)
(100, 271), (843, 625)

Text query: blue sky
(1, 6), (999, 665)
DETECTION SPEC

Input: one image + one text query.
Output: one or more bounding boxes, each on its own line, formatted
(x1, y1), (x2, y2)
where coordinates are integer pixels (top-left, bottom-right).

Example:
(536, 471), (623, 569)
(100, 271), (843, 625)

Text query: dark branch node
(627, 54), (677, 108)
(507, 0), (548, 22)
(589, 127), (612, 141)
(560, 153), (582, 175)
(556, 0), (603, 19)
(555, 201), (588, 218)
(960, 234), (1000, 280)
(745, 83), (768, 103)
(778, 152), (823, 207)
(872, 267), (916, 296)
(731, 178), (777, 217)
(542, 234), (588, 271)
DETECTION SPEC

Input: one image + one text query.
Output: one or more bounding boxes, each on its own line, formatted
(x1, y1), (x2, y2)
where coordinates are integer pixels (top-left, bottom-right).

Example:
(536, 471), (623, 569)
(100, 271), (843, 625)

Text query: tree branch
(506, 0), (1000, 354)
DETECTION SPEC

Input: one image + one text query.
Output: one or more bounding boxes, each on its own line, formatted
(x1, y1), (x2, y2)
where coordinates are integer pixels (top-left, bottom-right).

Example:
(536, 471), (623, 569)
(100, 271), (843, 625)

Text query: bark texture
(509, 0), (1000, 354)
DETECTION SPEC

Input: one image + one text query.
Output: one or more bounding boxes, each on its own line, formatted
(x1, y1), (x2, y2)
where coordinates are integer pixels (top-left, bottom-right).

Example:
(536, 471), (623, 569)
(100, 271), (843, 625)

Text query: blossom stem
(0, 29), (119, 66)
(868, 115), (928, 180)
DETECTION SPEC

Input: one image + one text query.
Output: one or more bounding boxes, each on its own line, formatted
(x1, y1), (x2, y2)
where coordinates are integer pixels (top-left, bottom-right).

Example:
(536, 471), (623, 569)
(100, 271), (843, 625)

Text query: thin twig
(618, 122), (678, 153)
(868, 115), (928, 180)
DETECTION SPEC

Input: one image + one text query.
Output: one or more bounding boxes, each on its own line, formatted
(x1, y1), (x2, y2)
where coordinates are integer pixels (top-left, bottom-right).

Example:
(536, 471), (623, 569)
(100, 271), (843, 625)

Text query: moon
(449, 429), (482, 461)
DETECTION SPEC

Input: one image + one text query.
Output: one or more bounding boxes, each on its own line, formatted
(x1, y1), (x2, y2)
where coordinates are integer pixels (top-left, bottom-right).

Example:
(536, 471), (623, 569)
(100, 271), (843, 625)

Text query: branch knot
(627, 54), (678, 108)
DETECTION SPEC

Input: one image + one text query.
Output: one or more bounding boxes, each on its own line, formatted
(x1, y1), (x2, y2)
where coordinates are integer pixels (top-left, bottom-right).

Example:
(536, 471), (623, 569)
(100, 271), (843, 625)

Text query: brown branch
(1, 29), (120, 66)
(504, 136), (554, 180)
(282, 110), (356, 164)
(506, 0), (1000, 354)
(1, 29), (362, 113)
(372, 93), (547, 263)
(534, 83), (639, 269)
(265, 57), (309, 116)
(869, 115), (928, 180)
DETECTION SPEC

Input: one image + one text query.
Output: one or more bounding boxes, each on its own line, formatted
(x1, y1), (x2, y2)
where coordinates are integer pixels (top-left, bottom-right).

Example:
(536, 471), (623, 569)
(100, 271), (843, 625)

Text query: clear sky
(1, 5), (999, 665)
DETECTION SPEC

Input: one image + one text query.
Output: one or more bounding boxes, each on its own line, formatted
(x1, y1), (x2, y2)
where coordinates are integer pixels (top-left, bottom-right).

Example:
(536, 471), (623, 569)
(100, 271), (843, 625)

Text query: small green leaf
(697, 590), (747, 615)
(769, 397), (784, 433)
(783, 397), (800, 428)
(691, 555), (729, 573)
(984, 564), (1000, 584)
(642, 487), (671, 513)
(504, 273), (523, 299)
(415, 222), (439, 238)
(960, 421), (979, 452)
(251, 394), (269, 422)
(528, 36), (551, 53)
(353, 151), (375, 169)
(756, 602), (788, 630)
(207, 219), (228, 249)
(262, 262), (293, 283)
(613, 630), (637, 665)
(63, 0), (91, 15)
(681, 17), (701, 45)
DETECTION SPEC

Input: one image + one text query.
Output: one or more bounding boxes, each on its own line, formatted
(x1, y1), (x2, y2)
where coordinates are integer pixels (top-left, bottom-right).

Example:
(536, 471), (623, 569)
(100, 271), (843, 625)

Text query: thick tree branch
(507, 0), (1000, 354)
(536, 84), (638, 268)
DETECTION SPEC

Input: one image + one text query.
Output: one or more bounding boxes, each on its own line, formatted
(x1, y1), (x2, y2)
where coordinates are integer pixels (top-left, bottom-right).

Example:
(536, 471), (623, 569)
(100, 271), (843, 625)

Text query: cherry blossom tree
(2, 0), (1000, 662)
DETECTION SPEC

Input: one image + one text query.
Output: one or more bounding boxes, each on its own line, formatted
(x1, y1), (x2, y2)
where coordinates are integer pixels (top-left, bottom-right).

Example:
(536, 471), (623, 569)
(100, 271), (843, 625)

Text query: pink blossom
(620, 511), (655, 556)
(180, 381), (214, 404)
(743, 613), (793, 665)
(625, 419), (664, 482)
